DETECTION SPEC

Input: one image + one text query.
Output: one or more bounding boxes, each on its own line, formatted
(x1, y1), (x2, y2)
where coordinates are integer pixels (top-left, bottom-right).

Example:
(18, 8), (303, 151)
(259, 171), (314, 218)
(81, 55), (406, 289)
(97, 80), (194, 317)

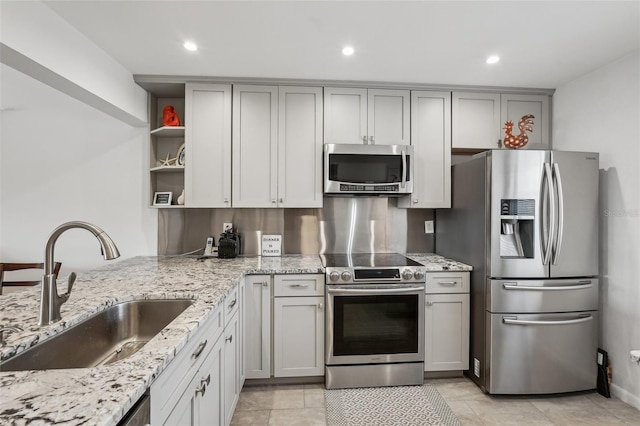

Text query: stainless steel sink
(0, 299), (194, 372)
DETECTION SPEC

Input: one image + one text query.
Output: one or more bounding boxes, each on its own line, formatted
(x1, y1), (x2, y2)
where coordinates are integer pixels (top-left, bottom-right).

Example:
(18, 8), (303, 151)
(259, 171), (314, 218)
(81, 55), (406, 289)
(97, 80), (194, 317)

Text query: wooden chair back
(0, 262), (61, 295)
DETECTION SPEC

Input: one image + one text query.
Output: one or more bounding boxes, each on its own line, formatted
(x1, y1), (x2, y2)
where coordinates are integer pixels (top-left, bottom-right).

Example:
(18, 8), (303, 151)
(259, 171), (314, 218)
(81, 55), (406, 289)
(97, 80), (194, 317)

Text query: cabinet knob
(228, 298), (237, 310)
(262, 281), (269, 287)
(413, 199), (418, 204)
(497, 139), (503, 148)
(272, 199), (277, 204)
(279, 198), (284, 203)
(362, 136), (367, 144)
(318, 303), (324, 311)
(202, 374), (211, 386)
(369, 135), (375, 144)
(426, 300), (433, 306)
(196, 383), (207, 396)
(223, 198), (229, 203)
(225, 334), (233, 343)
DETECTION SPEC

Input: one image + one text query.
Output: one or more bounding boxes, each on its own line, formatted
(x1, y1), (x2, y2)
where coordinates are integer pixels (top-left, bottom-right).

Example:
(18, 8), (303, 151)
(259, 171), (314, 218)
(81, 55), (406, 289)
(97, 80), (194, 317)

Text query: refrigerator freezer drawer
(487, 278), (598, 313)
(487, 311), (598, 394)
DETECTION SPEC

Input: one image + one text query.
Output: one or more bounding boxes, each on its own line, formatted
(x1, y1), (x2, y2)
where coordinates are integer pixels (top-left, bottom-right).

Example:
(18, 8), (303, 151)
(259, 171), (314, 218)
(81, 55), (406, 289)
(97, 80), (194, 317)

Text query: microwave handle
(401, 149), (407, 188)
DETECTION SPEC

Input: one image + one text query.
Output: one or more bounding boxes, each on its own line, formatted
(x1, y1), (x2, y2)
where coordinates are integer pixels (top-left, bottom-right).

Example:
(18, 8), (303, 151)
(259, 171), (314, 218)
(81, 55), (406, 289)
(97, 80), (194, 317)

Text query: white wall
(0, 65), (157, 275)
(553, 51), (640, 409)
(0, 0), (156, 275)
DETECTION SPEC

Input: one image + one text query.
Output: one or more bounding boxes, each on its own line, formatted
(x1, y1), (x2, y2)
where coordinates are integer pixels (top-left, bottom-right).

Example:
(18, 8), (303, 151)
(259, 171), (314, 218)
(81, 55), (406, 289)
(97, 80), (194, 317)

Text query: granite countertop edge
(0, 253), (470, 425)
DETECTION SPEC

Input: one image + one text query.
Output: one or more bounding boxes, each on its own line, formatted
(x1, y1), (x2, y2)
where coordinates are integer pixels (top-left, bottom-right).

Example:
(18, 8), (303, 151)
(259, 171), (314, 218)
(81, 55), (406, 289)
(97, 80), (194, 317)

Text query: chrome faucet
(39, 221), (120, 326)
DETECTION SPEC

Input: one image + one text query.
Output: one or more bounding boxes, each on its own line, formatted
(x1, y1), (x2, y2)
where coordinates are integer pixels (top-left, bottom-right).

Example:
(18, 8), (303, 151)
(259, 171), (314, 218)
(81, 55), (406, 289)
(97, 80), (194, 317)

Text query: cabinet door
(277, 86), (323, 208)
(324, 87), (367, 144)
(501, 94), (550, 149)
(243, 275), (271, 379)
(223, 312), (240, 426)
(232, 85), (278, 207)
(367, 89), (410, 145)
(195, 337), (223, 426)
(452, 92), (501, 149)
(425, 293), (470, 372)
(400, 91), (451, 208)
(185, 83), (232, 207)
(273, 296), (324, 377)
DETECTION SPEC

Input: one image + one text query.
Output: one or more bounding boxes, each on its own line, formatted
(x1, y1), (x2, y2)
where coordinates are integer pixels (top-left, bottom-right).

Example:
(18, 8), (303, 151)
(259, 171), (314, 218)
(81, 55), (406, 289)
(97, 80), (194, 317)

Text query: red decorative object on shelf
(504, 114), (535, 149)
(162, 105), (181, 126)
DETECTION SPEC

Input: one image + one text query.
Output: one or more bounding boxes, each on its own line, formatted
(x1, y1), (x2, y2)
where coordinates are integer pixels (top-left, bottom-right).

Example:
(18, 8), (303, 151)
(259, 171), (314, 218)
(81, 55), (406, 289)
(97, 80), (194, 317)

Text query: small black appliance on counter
(218, 230), (240, 258)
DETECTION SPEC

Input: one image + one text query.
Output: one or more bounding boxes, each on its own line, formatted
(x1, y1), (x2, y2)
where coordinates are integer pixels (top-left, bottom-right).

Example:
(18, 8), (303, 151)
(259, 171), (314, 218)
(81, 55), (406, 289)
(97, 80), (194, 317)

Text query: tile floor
(231, 377), (640, 425)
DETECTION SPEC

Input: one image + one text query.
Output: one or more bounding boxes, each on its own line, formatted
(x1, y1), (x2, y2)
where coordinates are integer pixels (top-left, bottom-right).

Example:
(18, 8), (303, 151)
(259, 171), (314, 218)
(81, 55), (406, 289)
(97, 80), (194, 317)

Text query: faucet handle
(66, 272), (77, 295)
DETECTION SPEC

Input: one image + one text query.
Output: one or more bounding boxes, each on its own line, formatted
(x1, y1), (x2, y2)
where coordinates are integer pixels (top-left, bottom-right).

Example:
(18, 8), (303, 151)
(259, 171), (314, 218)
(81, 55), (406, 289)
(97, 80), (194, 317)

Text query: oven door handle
(326, 286), (424, 294)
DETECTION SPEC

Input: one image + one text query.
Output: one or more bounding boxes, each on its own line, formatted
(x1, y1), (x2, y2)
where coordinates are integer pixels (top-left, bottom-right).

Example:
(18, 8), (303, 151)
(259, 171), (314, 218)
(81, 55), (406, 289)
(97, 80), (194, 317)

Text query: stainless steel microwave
(324, 143), (413, 195)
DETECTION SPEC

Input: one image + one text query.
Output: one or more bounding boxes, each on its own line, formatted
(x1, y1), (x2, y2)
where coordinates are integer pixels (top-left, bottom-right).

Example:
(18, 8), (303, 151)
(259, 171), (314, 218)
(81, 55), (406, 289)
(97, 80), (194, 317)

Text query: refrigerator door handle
(502, 314), (593, 326)
(503, 281), (593, 291)
(541, 163), (555, 265)
(552, 163), (564, 265)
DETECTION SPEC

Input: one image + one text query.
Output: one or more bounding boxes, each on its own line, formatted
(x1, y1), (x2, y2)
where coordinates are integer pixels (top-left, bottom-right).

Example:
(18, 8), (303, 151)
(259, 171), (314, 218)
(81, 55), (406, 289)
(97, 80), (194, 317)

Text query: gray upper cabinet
(452, 92), (550, 150)
(185, 83), (232, 207)
(232, 85), (323, 208)
(324, 87), (409, 145)
(399, 91), (451, 209)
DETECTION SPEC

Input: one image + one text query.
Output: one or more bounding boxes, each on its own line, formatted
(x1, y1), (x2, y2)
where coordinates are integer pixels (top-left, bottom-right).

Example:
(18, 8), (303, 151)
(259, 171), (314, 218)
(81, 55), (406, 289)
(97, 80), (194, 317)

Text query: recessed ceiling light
(342, 46), (355, 56)
(183, 41), (198, 52)
(486, 55), (500, 65)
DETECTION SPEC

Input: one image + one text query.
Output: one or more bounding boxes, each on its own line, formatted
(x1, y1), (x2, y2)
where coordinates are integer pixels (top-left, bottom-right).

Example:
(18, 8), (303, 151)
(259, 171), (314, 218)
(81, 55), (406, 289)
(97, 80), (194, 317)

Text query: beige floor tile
(304, 387), (326, 408)
(445, 400), (485, 426)
(466, 398), (554, 426)
(230, 409), (270, 425)
(429, 378), (488, 403)
(268, 407), (326, 426)
(236, 387), (305, 411)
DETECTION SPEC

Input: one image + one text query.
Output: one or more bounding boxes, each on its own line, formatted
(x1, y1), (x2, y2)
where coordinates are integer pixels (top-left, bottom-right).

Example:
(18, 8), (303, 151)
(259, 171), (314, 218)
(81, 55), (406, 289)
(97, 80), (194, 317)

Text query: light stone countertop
(0, 253), (470, 425)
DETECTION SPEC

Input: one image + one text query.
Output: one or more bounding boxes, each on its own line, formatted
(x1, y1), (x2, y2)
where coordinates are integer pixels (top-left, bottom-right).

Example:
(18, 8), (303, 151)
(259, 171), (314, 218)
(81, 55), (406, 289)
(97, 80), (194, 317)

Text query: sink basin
(0, 299), (194, 372)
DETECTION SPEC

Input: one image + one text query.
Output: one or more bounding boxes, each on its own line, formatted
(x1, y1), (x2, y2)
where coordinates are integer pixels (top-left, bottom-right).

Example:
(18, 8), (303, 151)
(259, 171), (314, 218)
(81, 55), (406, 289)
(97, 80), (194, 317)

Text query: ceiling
(39, 1), (640, 89)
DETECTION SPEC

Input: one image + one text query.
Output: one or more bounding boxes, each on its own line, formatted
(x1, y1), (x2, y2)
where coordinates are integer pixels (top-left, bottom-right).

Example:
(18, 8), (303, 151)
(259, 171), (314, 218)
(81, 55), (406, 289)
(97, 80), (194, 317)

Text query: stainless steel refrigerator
(436, 149), (599, 394)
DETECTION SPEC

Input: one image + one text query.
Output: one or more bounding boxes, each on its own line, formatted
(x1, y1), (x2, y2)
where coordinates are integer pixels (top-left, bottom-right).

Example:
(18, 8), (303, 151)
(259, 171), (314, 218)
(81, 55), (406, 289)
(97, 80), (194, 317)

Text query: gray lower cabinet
(424, 272), (470, 372)
(151, 285), (241, 426)
(244, 274), (325, 379)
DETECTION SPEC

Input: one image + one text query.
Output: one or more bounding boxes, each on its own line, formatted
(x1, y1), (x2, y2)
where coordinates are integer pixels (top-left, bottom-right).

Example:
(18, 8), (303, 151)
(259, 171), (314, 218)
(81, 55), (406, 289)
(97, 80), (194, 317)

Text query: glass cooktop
(319, 253), (421, 268)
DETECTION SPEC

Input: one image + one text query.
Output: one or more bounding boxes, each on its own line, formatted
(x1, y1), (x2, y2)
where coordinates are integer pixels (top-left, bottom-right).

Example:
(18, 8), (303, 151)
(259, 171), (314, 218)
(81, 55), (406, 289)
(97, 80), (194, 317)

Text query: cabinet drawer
(425, 272), (469, 294)
(151, 304), (224, 423)
(223, 285), (240, 325)
(274, 274), (324, 297)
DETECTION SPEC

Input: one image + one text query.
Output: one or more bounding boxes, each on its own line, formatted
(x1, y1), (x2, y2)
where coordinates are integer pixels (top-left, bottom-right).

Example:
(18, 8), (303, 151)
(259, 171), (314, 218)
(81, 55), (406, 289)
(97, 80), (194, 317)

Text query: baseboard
(610, 383), (640, 411)
(244, 376), (324, 387)
(424, 371), (465, 379)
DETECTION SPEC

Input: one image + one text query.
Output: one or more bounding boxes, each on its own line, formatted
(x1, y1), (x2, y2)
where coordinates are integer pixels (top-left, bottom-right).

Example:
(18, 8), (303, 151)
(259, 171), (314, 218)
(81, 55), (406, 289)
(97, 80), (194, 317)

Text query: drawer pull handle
(437, 281), (458, 286)
(225, 334), (233, 343)
(228, 298), (237, 310)
(289, 284), (309, 288)
(196, 383), (207, 396)
(503, 282), (592, 291)
(192, 339), (208, 359)
(502, 315), (593, 326)
(256, 281), (268, 287)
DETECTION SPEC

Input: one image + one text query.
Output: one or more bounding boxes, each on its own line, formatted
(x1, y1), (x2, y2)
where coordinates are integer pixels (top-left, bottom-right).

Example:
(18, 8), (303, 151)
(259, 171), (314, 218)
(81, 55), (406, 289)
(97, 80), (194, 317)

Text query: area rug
(325, 385), (462, 426)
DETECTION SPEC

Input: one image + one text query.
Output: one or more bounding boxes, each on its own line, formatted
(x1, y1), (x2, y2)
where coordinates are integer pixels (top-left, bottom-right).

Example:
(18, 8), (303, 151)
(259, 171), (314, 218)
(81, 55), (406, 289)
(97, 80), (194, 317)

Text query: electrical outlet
(424, 220), (434, 234)
(223, 222), (233, 233)
(474, 358), (481, 377)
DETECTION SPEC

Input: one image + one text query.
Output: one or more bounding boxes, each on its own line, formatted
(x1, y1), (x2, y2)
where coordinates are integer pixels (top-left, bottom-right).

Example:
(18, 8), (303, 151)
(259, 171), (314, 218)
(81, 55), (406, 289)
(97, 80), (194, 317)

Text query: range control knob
(402, 269), (414, 281)
(329, 271), (340, 282)
(414, 270), (425, 281)
(341, 271), (352, 282)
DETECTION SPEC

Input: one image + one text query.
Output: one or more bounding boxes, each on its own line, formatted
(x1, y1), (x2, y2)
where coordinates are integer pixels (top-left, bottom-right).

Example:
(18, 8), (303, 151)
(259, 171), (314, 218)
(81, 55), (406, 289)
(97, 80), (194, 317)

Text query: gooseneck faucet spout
(39, 221), (120, 326)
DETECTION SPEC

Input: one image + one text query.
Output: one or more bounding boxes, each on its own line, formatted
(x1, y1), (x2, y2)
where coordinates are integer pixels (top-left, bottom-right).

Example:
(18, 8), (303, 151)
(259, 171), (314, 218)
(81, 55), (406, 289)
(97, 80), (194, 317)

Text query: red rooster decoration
(503, 114), (535, 149)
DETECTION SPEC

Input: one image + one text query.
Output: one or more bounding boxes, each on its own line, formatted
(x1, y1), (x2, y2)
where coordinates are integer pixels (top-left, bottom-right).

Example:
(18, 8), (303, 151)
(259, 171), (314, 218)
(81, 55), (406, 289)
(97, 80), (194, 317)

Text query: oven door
(326, 284), (425, 365)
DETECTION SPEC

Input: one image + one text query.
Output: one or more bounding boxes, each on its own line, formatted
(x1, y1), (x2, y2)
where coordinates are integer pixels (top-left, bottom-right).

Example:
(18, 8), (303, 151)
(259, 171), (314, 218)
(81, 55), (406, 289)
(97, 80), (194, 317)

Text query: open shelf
(150, 126), (185, 137)
(150, 165), (185, 173)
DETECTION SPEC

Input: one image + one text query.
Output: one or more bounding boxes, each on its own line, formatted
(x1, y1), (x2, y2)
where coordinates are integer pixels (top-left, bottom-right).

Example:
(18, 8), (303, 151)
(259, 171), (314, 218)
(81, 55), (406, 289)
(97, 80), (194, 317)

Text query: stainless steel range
(321, 253), (426, 389)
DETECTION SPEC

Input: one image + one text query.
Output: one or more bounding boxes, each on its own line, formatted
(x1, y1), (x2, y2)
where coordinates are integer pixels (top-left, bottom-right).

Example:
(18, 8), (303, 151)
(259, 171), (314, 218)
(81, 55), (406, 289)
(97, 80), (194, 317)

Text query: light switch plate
(424, 220), (434, 234)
